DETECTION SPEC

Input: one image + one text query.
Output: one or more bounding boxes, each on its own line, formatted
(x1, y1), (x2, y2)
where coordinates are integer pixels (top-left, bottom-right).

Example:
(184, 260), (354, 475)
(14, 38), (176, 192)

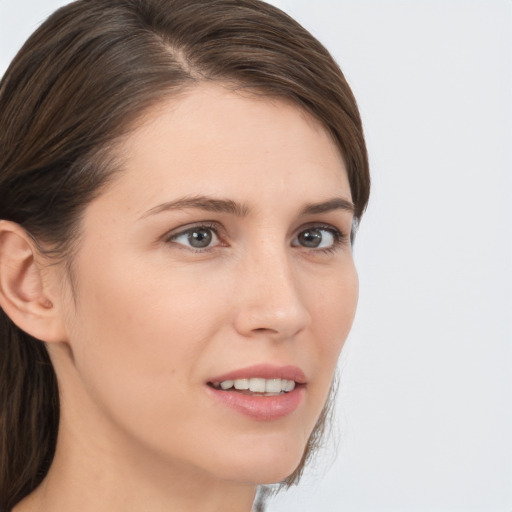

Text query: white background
(1, 1), (511, 511)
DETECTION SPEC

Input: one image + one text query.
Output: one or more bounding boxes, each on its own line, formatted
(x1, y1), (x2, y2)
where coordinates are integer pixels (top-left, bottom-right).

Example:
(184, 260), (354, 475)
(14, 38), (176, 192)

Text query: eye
(292, 226), (342, 250)
(166, 224), (221, 250)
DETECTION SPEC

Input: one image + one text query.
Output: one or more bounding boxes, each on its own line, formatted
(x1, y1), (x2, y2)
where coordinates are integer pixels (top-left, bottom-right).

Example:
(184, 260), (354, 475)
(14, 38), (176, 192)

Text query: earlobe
(0, 221), (67, 343)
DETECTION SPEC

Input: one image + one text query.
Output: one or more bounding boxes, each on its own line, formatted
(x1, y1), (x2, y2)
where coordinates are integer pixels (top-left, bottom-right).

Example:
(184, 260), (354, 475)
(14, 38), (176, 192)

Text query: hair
(0, 0), (370, 509)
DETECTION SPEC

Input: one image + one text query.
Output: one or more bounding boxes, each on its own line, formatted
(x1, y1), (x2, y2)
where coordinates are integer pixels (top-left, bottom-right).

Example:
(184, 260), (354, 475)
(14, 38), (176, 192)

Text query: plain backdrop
(1, 1), (511, 511)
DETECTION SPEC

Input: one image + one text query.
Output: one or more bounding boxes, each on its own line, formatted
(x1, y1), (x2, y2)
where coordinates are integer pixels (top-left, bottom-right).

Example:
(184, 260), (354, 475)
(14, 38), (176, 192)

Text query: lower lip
(207, 385), (304, 421)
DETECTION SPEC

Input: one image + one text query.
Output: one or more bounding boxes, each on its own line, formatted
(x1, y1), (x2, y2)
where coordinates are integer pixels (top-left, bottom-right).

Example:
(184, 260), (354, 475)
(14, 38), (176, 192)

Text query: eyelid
(163, 221), (225, 250)
(292, 222), (349, 251)
(295, 221), (347, 237)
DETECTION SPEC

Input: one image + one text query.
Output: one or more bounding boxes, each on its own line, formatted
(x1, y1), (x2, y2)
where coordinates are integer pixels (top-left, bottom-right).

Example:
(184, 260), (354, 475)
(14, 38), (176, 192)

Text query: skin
(10, 84), (358, 512)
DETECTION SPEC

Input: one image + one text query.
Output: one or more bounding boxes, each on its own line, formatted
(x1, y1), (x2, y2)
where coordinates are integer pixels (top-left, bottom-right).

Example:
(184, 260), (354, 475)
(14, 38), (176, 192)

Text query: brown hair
(0, 0), (369, 509)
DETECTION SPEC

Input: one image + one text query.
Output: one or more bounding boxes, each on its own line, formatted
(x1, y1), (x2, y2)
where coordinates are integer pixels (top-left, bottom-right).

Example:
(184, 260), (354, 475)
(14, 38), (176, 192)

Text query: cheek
(72, 250), (221, 347)
(65, 252), (225, 418)
(311, 262), (358, 355)
(60, 254), (239, 473)
(305, 262), (358, 410)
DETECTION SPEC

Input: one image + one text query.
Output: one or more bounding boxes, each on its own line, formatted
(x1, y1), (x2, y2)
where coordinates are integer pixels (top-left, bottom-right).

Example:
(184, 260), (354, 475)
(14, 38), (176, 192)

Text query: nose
(232, 246), (311, 341)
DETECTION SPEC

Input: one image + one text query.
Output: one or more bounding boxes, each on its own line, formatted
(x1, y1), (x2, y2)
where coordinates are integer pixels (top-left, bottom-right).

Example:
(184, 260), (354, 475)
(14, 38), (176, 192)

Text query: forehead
(96, 84), (350, 217)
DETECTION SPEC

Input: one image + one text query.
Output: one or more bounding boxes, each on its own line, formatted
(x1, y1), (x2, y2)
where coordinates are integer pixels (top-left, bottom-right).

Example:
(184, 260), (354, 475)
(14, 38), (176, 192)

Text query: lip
(208, 364), (307, 385)
(206, 364), (307, 421)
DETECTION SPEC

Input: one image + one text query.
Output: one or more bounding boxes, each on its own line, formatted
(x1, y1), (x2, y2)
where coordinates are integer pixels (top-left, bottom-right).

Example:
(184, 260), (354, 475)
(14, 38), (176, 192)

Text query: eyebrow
(141, 195), (250, 218)
(299, 197), (354, 216)
(141, 195), (354, 219)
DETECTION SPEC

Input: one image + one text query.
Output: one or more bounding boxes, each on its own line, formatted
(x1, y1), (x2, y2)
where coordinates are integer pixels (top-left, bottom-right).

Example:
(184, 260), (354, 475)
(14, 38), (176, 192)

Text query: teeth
(283, 379), (295, 392)
(220, 380), (234, 390)
(234, 379), (249, 390)
(249, 378), (266, 392)
(214, 378), (296, 393)
(265, 378), (282, 393)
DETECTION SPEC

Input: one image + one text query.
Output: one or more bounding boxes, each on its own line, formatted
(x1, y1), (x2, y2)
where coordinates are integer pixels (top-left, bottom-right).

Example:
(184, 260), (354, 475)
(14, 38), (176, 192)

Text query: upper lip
(207, 364), (307, 384)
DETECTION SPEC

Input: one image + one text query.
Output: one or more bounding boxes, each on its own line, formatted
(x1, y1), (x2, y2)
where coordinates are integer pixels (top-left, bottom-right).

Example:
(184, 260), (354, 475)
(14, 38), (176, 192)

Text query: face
(55, 84), (358, 486)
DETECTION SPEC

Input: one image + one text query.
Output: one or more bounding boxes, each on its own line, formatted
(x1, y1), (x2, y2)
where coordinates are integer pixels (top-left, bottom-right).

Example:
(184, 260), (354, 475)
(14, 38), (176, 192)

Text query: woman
(0, 0), (370, 510)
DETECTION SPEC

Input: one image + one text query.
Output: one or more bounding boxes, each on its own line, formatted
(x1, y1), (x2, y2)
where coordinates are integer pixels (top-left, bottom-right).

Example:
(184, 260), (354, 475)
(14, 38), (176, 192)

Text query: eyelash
(164, 222), (223, 253)
(164, 222), (348, 254)
(297, 223), (348, 254)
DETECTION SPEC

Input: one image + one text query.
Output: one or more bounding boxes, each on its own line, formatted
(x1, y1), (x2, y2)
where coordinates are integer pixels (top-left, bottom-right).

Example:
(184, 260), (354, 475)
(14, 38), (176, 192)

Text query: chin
(209, 430), (309, 485)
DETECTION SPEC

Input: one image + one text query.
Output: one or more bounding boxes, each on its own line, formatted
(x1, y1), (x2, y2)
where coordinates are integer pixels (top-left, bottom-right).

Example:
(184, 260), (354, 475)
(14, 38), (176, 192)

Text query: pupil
(188, 229), (212, 248)
(300, 229), (322, 248)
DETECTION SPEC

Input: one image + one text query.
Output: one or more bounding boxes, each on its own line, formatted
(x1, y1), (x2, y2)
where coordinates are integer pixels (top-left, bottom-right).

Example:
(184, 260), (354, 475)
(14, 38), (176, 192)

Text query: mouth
(205, 364), (307, 420)
(208, 377), (298, 396)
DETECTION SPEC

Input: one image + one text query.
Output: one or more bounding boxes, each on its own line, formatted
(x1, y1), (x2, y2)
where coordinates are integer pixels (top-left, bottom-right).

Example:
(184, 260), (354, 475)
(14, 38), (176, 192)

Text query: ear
(0, 220), (67, 343)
